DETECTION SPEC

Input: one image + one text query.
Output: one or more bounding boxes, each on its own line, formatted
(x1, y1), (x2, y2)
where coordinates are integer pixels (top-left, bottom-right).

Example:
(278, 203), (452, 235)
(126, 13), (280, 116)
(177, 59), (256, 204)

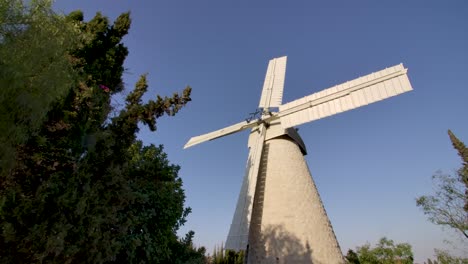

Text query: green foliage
(0, 3), (198, 263)
(211, 244), (244, 264)
(416, 131), (468, 239)
(171, 231), (208, 264)
(345, 249), (361, 264)
(424, 258), (438, 264)
(434, 249), (468, 264)
(352, 237), (414, 264)
(448, 130), (468, 212)
(0, 0), (80, 174)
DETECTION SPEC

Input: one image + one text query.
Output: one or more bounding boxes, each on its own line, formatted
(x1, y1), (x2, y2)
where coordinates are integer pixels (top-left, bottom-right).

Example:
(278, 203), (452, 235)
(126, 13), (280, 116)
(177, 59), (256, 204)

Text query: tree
(448, 130), (468, 212)
(416, 130), (468, 239)
(170, 230), (208, 264)
(434, 249), (468, 264)
(345, 249), (361, 264)
(0, 3), (200, 263)
(356, 243), (379, 264)
(0, 0), (80, 175)
(353, 237), (414, 264)
(211, 244), (245, 264)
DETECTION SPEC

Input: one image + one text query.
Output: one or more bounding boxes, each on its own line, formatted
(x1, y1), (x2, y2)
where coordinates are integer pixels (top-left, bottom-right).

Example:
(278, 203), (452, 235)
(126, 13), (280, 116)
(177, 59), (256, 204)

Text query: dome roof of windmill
(260, 119), (307, 155)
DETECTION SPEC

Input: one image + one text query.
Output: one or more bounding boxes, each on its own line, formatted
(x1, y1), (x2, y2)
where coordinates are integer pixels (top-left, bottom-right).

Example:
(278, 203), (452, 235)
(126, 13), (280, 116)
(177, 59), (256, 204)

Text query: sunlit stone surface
(247, 132), (344, 264)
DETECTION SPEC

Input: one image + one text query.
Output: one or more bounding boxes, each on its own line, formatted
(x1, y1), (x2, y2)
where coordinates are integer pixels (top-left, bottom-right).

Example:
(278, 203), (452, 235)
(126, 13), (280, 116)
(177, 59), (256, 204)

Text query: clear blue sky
(54, 1), (468, 262)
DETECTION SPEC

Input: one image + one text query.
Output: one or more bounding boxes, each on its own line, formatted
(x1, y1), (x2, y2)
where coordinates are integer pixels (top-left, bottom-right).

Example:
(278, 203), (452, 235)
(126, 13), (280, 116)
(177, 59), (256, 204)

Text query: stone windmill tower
(184, 56), (413, 264)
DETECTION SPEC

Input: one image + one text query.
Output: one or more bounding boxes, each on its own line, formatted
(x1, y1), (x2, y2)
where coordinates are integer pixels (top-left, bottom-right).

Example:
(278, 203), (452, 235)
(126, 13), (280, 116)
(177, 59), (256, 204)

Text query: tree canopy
(432, 249), (468, 264)
(448, 130), (468, 213)
(0, 0), (80, 174)
(345, 249), (361, 264)
(347, 237), (414, 264)
(416, 130), (468, 240)
(0, 1), (205, 263)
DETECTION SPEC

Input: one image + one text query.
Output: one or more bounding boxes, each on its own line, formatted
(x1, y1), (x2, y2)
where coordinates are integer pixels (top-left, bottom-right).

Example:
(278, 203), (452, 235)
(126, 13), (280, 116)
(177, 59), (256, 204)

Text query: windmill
(184, 56), (412, 263)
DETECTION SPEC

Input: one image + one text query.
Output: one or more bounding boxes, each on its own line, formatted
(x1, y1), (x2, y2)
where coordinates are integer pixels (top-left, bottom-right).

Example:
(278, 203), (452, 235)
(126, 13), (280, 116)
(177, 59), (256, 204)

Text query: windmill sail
(227, 57), (287, 250)
(279, 64), (412, 128)
(226, 124), (267, 251)
(184, 120), (258, 149)
(258, 56), (287, 109)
